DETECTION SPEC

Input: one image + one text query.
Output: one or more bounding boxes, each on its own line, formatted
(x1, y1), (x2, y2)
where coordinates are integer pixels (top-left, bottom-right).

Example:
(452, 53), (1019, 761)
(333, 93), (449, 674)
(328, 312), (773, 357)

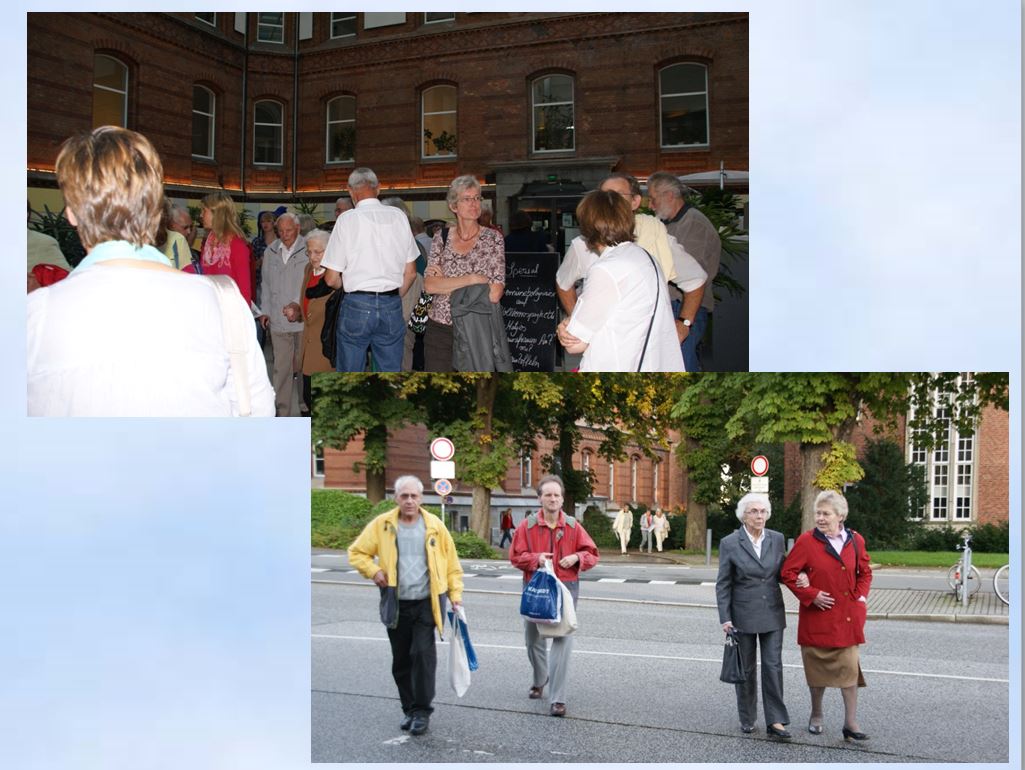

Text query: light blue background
(4, 3), (1020, 768)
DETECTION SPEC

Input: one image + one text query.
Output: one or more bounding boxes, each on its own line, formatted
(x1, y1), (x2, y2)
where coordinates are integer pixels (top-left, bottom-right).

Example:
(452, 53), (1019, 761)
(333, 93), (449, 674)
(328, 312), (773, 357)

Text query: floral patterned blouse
(426, 226), (505, 326)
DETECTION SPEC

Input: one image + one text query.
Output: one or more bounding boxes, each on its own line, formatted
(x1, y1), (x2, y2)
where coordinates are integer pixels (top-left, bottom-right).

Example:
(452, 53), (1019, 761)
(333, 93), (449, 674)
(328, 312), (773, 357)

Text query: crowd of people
(26, 128), (729, 416)
(349, 479), (873, 739)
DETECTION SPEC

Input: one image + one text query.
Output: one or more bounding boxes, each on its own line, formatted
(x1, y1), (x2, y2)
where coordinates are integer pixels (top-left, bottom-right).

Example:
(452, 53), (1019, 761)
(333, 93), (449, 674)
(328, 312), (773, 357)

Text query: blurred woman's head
(446, 175), (482, 218)
(201, 191), (245, 242)
(575, 189), (634, 254)
(55, 126), (164, 250)
(305, 228), (330, 269)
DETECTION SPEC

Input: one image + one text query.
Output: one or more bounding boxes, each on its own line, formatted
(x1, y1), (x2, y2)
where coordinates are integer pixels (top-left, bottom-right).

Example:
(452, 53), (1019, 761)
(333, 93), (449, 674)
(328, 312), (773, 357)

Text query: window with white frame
(424, 13), (455, 24)
(630, 456), (639, 501)
(422, 85), (457, 158)
(326, 95), (355, 163)
(608, 462), (615, 500)
(253, 100), (283, 165)
(520, 454), (532, 489)
(532, 74), (574, 153)
(653, 459), (660, 504)
(659, 62), (709, 148)
(93, 54), (128, 128)
(195, 13), (216, 27)
(192, 86), (215, 159)
(581, 449), (591, 475)
(257, 13), (284, 43)
(313, 442), (325, 477)
(907, 395), (976, 522)
(331, 13), (357, 38)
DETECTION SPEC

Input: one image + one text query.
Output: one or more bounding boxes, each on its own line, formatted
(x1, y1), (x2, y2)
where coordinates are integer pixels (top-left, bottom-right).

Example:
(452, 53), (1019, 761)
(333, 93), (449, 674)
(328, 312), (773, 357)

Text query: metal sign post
(431, 437), (456, 530)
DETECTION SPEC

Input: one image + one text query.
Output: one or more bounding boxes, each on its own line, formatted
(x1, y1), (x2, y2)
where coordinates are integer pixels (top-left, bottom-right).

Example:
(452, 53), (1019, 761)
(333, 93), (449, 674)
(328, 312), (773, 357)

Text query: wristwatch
(678, 317), (692, 328)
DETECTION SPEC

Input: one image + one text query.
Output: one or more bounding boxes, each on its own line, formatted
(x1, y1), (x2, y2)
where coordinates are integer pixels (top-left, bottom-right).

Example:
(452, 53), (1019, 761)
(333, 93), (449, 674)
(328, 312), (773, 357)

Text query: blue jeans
(335, 293), (405, 372)
(673, 300), (708, 373)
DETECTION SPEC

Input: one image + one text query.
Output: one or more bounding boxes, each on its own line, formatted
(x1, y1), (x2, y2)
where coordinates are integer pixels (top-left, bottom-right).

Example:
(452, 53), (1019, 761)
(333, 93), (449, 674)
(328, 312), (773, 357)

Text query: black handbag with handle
(719, 628), (747, 683)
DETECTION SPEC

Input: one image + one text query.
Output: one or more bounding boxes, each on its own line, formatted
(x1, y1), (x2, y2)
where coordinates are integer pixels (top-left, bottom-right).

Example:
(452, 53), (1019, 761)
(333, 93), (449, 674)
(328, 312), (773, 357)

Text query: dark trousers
(499, 528), (513, 548)
(387, 597), (437, 717)
(735, 628), (789, 727)
(424, 318), (454, 371)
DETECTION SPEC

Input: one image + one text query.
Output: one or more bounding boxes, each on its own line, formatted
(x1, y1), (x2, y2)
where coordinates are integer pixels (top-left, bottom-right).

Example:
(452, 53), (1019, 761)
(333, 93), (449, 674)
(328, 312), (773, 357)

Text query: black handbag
(320, 288), (344, 367)
(379, 585), (399, 629)
(719, 628), (747, 683)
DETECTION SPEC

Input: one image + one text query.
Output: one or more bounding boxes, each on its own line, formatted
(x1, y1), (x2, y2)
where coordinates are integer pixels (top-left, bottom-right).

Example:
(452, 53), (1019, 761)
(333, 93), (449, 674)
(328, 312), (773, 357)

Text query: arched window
(192, 86), (215, 159)
(312, 441), (325, 478)
(326, 96), (355, 163)
(520, 453), (533, 489)
(422, 85), (457, 158)
(253, 100), (283, 165)
(659, 63), (709, 147)
(531, 74), (574, 153)
(630, 455), (640, 501)
(93, 54), (127, 128)
(581, 449), (591, 475)
(653, 459), (661, 505)
(608, 461), (615, 500)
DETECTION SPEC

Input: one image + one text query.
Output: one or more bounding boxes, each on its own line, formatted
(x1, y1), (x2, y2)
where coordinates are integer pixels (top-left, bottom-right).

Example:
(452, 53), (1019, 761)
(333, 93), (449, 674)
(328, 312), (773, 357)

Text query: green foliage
(237, 207), (253, 237)
(294, 199), (321, 217)
(29, 205), (86, 267)
(451, 530), (501, 559)
(706, 504), (739, 545)
(965, 522), (1009, 553)
(908, 525), (963, 552)
(772, 495), (804, 541)
(187, 205), (202, 227)
(869, 550), (1008, 568)
(582, 506), (619, 549)
(423, 128), (457, 155)
(689, 188), (747, 301)
(664, 513), (687, 550)
(310, 489), (376, 549)
(844, 439), (929, 549)
(814, 441), (864, 491)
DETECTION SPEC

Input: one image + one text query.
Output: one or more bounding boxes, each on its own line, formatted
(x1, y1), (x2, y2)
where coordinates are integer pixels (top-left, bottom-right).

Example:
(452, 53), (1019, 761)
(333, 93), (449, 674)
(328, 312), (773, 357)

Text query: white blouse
(27, 265), (275, 416)
(565, 242), (685, 372)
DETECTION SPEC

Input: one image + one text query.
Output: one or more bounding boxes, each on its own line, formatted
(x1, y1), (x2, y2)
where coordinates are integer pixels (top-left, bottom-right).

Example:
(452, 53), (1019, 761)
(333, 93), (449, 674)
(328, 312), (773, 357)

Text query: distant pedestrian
(499, 508), (514, 548)
(652, 507), (669, 552)
(510, 475), (599, 717)
(347, 475), (464, 736)
(781, 490), (873, 742)
(715, 493), (791, 738)
(611, 504), (633, 554)
(639, 509), (654, 553)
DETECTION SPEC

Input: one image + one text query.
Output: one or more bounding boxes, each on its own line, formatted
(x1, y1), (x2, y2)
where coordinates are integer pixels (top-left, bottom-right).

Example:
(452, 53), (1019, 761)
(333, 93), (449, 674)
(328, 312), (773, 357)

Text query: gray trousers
(269, 330), (301, 416)
(524, 580), (579, 706)
(735, 628), (789, 727)
(640, 529), (652, 552)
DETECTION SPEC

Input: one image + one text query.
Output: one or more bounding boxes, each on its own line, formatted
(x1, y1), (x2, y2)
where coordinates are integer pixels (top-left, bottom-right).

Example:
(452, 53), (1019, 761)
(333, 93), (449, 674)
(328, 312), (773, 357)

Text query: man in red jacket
(510, 474), (599, 717)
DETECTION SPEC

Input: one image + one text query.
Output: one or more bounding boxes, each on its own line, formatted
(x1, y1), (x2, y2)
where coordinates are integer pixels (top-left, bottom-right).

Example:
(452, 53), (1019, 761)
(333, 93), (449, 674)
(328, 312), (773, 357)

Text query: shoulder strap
(441, 226), (450, 246)
(637, 249), (660, 371)
(206, 274), (253, 417)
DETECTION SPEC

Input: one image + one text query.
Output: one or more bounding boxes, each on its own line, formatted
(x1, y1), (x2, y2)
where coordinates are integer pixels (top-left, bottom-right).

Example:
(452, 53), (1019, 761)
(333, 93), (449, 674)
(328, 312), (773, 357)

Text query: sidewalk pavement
(490, 547), (1009, 626)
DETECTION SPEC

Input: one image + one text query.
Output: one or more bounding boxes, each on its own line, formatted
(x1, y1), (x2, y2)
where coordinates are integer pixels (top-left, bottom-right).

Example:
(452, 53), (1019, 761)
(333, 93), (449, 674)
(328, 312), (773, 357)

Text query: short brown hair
(576, 189), (635, 253)
(55, 126), (164, 250)
(535, 474), (565, 496)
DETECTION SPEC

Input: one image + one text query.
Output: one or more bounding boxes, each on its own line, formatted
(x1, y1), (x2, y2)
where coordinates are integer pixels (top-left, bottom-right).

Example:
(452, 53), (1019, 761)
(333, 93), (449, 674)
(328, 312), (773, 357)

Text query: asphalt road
(312, 576), (1010, 763)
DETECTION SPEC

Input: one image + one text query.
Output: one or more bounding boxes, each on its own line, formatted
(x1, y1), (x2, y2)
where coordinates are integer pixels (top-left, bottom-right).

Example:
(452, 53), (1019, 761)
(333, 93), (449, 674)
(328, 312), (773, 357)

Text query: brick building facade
(27, 12), (748, 233)
(782, 404), (1009, 527)
(312, 423), (686, 532)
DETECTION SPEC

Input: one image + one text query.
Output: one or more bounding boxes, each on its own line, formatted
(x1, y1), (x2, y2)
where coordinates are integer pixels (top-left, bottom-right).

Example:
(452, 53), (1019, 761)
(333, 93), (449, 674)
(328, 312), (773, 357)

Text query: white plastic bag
(448, 606), (473, 696)
(538, 576), (578, 637)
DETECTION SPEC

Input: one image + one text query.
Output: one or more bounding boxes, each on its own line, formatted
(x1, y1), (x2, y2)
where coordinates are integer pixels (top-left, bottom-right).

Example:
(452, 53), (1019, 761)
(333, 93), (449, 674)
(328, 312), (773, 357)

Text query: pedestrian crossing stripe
(311, 568), (330, 573)
(597, 578), (626, 583)
(309, 566), (709, 586)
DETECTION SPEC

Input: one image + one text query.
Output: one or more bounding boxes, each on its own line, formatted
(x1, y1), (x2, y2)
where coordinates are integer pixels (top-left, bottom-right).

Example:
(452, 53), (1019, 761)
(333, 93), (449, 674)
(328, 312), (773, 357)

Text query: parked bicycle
(993, 563), (1009, 606)
(947, 533), (980, 604)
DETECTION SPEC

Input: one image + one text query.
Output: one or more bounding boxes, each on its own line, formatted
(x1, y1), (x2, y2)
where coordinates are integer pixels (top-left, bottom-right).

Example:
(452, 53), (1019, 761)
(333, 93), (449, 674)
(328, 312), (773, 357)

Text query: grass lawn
(869, 551), (1008, 569)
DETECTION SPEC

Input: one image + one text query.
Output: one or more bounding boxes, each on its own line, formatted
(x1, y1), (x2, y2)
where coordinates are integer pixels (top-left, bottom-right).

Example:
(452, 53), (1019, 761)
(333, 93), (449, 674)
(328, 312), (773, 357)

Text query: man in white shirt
(257, 212), (308, 416)
(322, 168), (419, 372)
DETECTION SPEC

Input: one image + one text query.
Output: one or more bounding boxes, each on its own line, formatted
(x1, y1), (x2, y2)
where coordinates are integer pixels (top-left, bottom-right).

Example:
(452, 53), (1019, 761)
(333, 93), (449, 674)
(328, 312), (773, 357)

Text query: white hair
(348, 167), (379, 190)
(393, 475), (424, 496)
(304, 228), (330, 249)
(814, 489), (848, 521)
(735, 492), (772, 522)
(275, 212), (300, 227)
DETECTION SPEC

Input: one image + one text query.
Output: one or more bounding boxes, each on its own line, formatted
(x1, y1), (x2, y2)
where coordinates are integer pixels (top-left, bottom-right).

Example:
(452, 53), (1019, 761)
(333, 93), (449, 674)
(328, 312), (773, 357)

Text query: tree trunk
(685, 487), (707, 550)
(471, 485), (491, 540)
(559, 429), (576, 515)
(363, 423), (388, 503)
(365, 470), (386, 504)
(799, 443), (829, 531)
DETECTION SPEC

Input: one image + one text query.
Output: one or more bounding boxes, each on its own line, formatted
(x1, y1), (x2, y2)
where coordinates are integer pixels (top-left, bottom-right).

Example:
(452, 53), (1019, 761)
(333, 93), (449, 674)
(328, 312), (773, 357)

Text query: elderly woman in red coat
(781, 490), (872, 742)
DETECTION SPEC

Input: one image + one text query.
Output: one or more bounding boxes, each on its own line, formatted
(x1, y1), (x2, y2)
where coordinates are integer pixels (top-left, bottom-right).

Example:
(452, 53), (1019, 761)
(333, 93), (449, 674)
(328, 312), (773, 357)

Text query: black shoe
(399, 714), (413, 731)
(740, 724), (755, 734)
(410, 715), (430, 735)
(842, 726), (869, 742)
(767, 724), (792, 739)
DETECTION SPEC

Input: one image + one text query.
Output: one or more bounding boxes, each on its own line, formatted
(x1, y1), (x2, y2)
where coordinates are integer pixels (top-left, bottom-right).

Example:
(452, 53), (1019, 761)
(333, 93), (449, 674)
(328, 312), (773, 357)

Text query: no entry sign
(751, 455), (769, 476)
(430, 437), (455, 462)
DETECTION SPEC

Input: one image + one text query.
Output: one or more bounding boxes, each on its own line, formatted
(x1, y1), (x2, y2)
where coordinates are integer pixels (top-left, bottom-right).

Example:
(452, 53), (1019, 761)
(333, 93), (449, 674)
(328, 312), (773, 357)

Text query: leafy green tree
(844, 439), (929, 549)
(673, 373), (1008, 532)
(311, 374), (419, 502)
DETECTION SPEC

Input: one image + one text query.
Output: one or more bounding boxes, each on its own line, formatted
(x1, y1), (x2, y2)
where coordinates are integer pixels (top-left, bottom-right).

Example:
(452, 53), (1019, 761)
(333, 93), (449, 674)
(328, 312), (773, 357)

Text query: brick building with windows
(312, 423), (686, 534)
(27, 11), (748, 243)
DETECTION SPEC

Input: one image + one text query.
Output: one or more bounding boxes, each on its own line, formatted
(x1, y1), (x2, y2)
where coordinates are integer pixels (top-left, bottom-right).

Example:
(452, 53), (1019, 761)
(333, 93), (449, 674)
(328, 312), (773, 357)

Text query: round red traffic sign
(434, 478), (453, 496)
(751, 455), (769, 476)
(430, 437), (455, 462)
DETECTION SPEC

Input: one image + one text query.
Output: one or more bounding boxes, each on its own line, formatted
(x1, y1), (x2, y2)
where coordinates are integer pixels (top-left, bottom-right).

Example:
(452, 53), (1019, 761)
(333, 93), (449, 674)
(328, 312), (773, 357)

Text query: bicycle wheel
(947, 563), (960, 592)
(965, 565), (982, 596)
(994, 564), (1010, 606)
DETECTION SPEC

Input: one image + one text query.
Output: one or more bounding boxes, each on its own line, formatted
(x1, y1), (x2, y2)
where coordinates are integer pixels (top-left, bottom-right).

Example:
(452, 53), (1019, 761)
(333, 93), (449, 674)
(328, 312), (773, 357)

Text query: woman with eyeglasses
(714, 493), (792, 739)
(422, 175), (508, 371)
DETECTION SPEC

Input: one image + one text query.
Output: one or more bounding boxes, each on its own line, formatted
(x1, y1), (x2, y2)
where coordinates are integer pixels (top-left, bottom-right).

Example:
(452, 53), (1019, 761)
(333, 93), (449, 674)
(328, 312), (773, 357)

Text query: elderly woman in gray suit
(715, 492), (792, 739)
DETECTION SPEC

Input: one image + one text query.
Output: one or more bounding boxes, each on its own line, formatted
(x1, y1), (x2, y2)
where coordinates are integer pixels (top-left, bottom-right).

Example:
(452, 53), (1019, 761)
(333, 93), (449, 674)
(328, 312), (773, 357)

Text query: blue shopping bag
(519, 562), (561, 623)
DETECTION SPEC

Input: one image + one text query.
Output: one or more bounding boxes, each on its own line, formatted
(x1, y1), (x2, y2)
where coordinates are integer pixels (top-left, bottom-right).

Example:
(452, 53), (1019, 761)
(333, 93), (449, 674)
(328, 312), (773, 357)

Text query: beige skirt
(801, 645), (866, 688)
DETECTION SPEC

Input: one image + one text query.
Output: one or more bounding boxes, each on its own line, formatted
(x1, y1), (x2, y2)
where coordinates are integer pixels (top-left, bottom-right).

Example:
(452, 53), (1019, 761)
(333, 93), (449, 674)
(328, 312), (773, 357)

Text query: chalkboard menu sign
(501, 252), (559, 371)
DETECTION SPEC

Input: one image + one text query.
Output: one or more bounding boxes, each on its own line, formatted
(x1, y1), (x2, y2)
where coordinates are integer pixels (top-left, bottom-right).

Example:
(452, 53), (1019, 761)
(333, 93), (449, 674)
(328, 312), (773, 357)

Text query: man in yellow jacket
(348, 475), (464, 736)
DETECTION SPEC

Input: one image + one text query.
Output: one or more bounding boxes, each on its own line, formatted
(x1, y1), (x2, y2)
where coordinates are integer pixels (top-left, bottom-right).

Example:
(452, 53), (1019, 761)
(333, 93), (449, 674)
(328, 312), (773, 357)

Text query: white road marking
(699, 581), (716, 587)
(598, 578), (627, 583)
(311, 568), (330, 573)
(649, 580), (677, 585)
(314, 554), (344, 558)
(312, 634), (1008, 684)
(496, 574), (522, 580)
(383, 735), (410, 745)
